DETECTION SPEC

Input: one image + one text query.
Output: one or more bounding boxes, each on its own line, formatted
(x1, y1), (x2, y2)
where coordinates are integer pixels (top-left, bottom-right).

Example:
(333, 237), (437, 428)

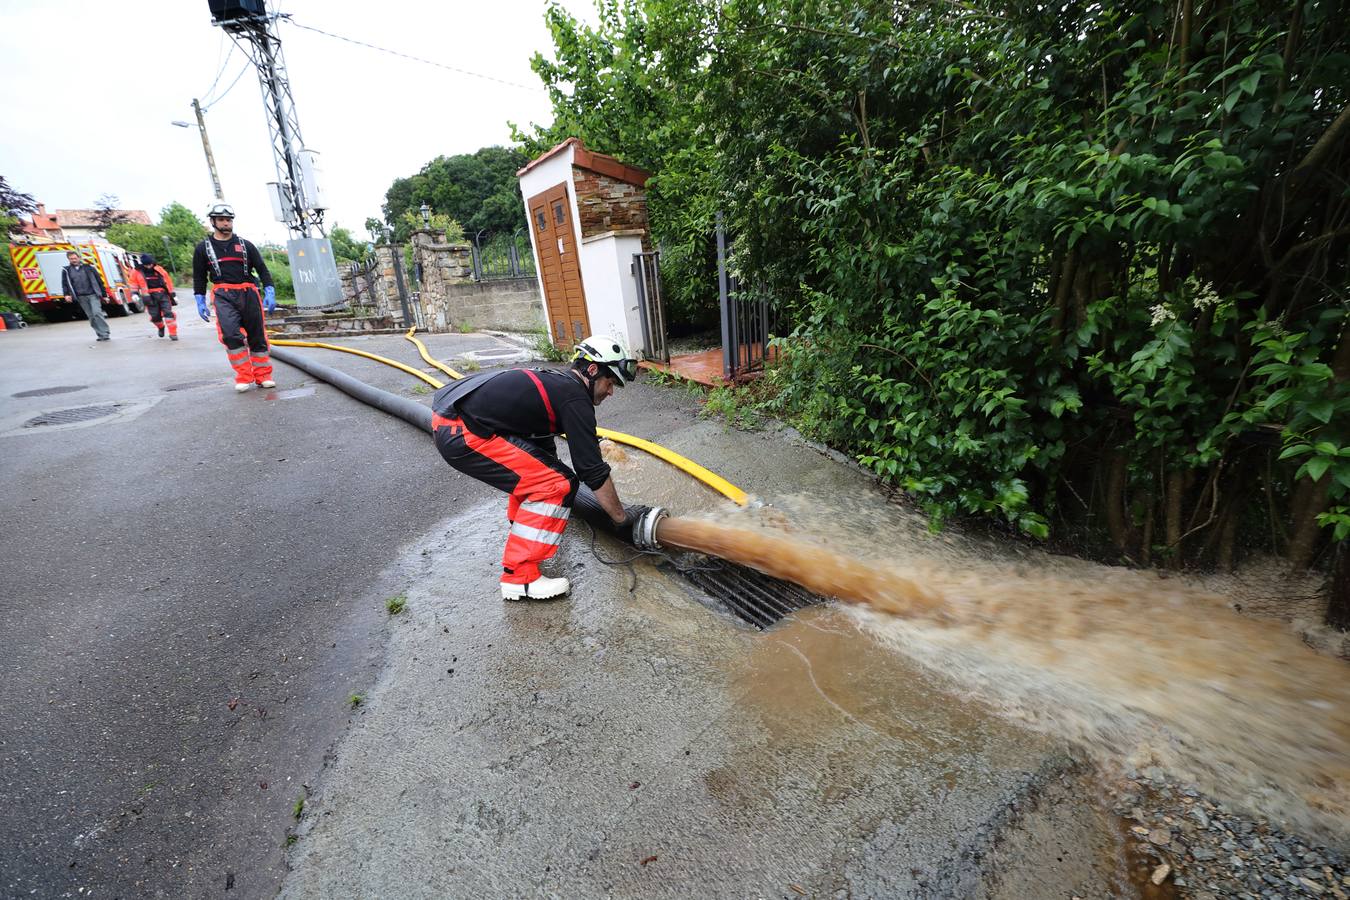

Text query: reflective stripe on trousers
(432, 414), (577, 584)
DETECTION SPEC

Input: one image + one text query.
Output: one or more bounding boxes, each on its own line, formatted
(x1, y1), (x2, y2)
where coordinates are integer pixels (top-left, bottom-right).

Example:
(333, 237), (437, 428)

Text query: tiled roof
(55, 208), (154, 227)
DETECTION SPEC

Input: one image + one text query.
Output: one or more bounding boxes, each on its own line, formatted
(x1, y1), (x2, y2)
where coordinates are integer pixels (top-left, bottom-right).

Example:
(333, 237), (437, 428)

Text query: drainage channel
(664, 555), (827, 629)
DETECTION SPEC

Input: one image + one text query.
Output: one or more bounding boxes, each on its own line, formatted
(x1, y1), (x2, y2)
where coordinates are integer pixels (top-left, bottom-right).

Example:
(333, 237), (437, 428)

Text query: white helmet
(206, 201), (235, 219)
(573, 334), (638, 386)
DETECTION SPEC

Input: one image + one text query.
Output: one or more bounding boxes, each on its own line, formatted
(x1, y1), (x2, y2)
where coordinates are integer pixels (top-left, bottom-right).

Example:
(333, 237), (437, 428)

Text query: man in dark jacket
(192, 201), (277, 391)
(60, 250), (111, 341)
(431, 334), (648, 600)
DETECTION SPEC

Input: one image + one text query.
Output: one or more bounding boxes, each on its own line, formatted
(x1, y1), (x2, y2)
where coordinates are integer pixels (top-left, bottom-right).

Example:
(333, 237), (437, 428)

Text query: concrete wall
(410, 228), (544, 333)
(435, 277), (545, 333)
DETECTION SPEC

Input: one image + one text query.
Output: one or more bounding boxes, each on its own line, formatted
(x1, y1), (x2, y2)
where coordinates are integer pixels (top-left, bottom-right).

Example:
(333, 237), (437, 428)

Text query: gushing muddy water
(654, 514), (1350, 846)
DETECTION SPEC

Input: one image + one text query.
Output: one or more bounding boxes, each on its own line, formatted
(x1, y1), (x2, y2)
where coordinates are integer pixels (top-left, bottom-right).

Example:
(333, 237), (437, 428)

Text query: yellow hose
(275, 329), (750, 506)
(271, 338), (445, 389)
(404, 327), (465, 381)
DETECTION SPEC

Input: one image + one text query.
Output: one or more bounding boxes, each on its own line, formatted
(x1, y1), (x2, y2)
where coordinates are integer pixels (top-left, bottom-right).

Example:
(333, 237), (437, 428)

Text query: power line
(200, 44), (237, 106)
(285, 17), (545, 93)
(202, 59), (251, 111)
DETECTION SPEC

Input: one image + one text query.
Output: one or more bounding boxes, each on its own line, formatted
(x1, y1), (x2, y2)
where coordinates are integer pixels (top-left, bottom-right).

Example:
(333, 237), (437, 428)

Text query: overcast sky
(0, 0), (592, 246)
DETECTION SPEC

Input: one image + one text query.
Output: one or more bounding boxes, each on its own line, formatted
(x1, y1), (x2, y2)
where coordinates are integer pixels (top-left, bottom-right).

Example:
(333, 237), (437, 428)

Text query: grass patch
(284, 834), (298, 847)
(292, 794), (305, 820)
(385, 594), (407, 615)
(349, 693), (363, 708)
(531, 333), (570, 363)
(410, 383), (431, 395)
(459, 358), (481, 373)
(699, 377), (780, 430)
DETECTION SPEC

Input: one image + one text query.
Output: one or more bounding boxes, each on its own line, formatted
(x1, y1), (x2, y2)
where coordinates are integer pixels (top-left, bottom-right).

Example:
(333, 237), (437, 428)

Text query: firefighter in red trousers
(192, 202), (277, 392)
(431, 335), (652, 600)
(129, 254), (178, 340)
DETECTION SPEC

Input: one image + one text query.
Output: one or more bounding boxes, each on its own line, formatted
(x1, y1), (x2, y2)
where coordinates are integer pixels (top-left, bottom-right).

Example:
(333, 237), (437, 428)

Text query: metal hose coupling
(631, 506), (669, 550)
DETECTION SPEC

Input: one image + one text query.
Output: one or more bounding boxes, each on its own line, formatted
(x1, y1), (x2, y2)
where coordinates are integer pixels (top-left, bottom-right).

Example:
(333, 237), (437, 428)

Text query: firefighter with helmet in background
(430, 335), (652, 600)
(129, 253), (178, 340)
(192, 201), (278, 391)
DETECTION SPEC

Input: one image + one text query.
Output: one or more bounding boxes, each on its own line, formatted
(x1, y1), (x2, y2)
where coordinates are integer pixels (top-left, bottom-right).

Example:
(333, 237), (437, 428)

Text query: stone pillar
(410, 228), (475, 332)
(369, 244), (399, 322)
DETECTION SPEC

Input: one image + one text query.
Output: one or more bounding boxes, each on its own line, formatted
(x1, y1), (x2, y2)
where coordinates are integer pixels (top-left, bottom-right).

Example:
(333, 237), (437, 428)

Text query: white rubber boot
(259, 379), (276, 389)
(500, 575), (570, 601)
(234, 382), (252, 393)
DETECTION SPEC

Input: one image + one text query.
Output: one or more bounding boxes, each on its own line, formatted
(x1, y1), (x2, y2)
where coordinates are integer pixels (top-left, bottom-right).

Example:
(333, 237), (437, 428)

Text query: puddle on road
(262, 386), (316, 401)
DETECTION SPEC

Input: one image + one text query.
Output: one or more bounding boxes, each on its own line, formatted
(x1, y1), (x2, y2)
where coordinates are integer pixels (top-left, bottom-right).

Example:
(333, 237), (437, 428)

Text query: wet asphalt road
(0, 312), (508, 897)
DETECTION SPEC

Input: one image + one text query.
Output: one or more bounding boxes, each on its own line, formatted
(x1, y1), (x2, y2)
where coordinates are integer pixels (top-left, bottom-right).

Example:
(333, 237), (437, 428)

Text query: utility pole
(209, 0), (341, 308)
(192, 98), (225, 201)
(211, 2), (318, 237)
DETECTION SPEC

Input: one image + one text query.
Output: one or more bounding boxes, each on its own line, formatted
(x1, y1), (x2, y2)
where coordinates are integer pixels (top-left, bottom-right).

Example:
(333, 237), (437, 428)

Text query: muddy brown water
(654, 515), (1350, 847)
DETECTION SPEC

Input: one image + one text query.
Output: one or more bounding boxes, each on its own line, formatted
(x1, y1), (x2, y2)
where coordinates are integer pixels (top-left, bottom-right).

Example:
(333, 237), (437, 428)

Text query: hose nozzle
(632, 506), (668, 550)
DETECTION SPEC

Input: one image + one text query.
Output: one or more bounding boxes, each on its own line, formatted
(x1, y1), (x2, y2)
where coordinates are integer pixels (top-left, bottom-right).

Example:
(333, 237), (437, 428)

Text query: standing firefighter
(192, 202), (277, 391)
(129, 254), (178, 340)
(431, 335), (651, 600)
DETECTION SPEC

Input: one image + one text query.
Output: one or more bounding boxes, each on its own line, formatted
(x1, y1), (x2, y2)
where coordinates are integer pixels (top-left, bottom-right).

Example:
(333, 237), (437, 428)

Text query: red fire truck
(7, 242), (145, 321)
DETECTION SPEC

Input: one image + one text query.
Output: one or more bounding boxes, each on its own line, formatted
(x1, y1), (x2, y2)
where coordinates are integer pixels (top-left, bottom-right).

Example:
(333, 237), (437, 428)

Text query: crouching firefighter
(192, 201), (278, 392)
(431, 335), (650, 600)
(130, 253), (178, 340)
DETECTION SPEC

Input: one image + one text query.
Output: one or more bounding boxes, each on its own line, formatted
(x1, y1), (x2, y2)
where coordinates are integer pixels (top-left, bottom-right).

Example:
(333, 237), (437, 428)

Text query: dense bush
(527, 0), (1349, 573)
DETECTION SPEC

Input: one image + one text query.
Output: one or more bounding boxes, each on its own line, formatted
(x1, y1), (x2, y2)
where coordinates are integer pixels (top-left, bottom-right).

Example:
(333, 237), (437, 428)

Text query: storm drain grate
(23, 404), (124, 429)
(12, 385), (88, 399)
(667, 557), (826, 629)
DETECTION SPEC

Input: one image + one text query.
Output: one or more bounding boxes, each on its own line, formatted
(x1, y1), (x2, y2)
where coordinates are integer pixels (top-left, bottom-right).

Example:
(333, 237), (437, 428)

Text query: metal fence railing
(470, 229), (536, 281)
(632, 250), (669, 363)
(716, 211), (776, 382)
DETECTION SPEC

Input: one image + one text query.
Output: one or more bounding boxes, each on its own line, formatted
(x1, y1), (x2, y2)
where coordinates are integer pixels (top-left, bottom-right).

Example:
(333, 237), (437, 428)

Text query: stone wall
(572, 168), (650, 247)
(410, 228), (545, 332)
(336, 246), (405, 323)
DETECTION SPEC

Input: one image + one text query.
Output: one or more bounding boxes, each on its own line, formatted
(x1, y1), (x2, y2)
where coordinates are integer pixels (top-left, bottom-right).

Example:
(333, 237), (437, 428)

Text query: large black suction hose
(270, 345), (662, 544)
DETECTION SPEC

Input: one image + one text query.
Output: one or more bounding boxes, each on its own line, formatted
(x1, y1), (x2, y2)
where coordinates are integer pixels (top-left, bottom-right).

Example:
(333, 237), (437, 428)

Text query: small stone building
(516, 138), (652, 352)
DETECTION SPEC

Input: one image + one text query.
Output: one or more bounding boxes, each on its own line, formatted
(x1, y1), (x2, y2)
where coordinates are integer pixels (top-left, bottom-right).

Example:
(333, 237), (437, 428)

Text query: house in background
(53, 208), (152, 243)
(10, 204), (153, 245)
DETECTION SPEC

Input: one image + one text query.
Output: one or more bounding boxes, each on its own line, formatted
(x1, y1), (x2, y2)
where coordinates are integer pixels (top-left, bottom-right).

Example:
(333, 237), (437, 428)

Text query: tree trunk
(1105, 452), (1130, 555)
(1327, 540), (1350, 631)
(1288, 473), (1331, 569)
(1166, 469), (1185, 567)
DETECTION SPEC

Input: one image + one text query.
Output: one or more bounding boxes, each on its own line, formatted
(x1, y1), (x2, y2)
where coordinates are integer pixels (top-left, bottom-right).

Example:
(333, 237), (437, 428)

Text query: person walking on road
(129, 253), (178, 341)
(192, 202), (277, 391)
(430, 335), (651, 600)
(60, 250), (111, 341)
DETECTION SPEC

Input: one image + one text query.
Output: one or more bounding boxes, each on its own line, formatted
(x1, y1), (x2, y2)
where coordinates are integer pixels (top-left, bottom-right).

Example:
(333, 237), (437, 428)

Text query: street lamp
(419, 203), (431, 227)
(161, 234), (175, 275)
(172, 98), (224, 201)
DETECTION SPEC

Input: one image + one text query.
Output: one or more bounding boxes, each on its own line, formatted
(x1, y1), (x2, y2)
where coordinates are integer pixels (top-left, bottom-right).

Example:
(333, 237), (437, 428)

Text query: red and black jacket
(129, 264), (174, 296)
(191, 235), (273, 294)
(432, 368), (611, 489)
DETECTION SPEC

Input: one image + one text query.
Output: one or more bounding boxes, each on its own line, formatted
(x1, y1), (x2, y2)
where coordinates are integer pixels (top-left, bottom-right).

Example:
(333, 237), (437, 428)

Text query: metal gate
(716, 212), (774, 381)
(632, 251), (668, 363)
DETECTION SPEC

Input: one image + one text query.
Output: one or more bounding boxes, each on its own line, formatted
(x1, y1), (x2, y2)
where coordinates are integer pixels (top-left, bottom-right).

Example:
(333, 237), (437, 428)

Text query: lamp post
(171, 98), (224, 201)
(419, 203), (431, 227)
(161, 234), (175, 276)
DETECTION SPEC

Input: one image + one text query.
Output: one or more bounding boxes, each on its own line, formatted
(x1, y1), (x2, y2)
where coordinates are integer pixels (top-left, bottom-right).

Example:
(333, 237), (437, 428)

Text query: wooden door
(527, 182), (590, 346)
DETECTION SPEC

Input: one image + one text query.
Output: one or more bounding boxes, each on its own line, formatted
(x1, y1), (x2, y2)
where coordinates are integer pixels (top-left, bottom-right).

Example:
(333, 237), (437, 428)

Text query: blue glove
(195, 294), (210, 322)
(263, 285), (276, 313)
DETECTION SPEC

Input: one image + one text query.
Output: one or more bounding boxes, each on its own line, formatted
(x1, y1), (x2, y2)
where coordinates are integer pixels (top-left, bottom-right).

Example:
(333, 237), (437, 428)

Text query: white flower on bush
(1150, 303), (1176, 326)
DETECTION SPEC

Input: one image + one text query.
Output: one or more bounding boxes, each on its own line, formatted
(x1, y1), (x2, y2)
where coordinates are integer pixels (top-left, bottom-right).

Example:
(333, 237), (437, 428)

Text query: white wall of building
(578, 231), (646, 354)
